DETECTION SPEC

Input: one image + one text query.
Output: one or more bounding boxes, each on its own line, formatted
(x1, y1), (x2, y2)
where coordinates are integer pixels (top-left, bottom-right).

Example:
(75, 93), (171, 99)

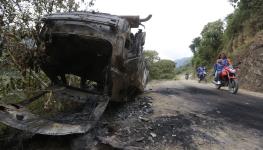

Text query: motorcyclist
(196, 67), (201, 78)
(213, 53), (222, 75)
(197, 66), (206, 79)
(213, 53), (232, 84)
(185, 72), (189, 80)
(214, 59), (224, 84)
(221, 53), (232, 66)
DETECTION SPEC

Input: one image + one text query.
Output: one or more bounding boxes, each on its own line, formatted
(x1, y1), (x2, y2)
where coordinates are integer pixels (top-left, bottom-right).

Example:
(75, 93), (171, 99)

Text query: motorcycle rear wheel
(215, 84), (221, 89)
(228, 79), (239, 94)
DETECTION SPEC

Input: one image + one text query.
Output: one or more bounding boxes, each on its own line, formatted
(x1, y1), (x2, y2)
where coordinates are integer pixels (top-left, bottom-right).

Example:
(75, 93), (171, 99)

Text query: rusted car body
(0, 12), (151, 135)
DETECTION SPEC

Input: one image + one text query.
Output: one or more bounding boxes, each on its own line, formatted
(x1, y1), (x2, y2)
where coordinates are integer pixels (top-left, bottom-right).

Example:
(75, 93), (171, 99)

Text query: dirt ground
(1, 79), (263, 150)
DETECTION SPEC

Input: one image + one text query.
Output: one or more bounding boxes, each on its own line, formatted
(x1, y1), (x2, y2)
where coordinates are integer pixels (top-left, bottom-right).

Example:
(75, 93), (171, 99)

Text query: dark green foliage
(0, 0), (94, 135)
(144, 50), (160, 64)
(190, 0), (263, 75)
(191, 20), (224, 69)
(175, 63), (192, 75)
(189, 37), (201, 54)
(150, 59), (176, 79)
(224, 0), (263, 49)
(0, 0), (93, 103)
(144, 50), (176, 80)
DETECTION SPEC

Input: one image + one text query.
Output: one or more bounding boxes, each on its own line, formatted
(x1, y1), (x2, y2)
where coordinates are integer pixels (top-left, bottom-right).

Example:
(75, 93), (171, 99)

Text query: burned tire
(228, 79), (239, 94)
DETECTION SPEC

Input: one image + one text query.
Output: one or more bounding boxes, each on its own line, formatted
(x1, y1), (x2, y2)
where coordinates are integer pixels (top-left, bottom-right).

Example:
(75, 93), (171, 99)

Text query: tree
(224, 0), (263, 46)
(191, 20), (224, 68)
(0, 0), (94, 101)
(190, 0), (263, 79)
(189, 37), (201, 54)
(201, 20), (224, 50)
(229, 0), (240, 8)
(144, 50), (176, 80)
(143, 50), (160, 65)
(150, 59), (176, 79)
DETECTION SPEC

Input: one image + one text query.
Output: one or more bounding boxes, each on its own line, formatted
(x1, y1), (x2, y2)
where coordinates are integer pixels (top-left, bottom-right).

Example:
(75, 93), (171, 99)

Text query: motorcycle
(214, 65), (239, 94)
(185, 73), (189, 80)
(198, 71), (207, 83)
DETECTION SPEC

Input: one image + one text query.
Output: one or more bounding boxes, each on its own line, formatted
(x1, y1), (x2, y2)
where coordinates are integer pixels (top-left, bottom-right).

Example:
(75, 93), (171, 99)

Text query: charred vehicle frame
(0, 12), (152, 135)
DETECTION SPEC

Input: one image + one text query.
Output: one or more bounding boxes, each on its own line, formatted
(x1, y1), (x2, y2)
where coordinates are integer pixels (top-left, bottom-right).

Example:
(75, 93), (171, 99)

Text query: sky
(91, 0), (234, 60)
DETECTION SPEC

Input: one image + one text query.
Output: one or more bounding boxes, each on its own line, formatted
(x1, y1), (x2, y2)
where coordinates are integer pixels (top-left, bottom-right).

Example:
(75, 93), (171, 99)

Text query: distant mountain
(174, 57), (192, 68)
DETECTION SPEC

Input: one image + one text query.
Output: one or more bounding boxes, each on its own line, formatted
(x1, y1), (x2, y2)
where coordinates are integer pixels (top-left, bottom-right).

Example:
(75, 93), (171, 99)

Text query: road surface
(145, 79), (263, 149)
(2, 79), (263, 150)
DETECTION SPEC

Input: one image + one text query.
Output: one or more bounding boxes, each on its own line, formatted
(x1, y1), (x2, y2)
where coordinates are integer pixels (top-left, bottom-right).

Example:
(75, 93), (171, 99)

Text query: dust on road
(2, 79), (263, 150)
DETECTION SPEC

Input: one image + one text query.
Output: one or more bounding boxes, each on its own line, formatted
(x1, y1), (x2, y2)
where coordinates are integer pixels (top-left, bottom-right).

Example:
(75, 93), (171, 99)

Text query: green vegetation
(224, 0), (263, 51)
(0, 0), (94, 100)
(144, 50), (176, 80)
(190, 0), (263, 70)
(0, 0), (94, 135)
(190, 20), (224, 69)
(175, 63), (192, 75)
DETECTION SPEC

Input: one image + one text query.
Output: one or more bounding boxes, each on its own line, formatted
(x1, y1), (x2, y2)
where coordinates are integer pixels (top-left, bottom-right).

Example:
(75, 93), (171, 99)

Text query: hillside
(175, 57), (192, 68)
(225, 0), (263, 92)
(238, 32), (263, 92)
(189, 0), (263, 92)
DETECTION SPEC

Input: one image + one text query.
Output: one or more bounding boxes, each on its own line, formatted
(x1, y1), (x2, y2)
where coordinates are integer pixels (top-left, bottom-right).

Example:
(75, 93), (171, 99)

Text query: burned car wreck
(0, 12), (151, 135)
(40, 12), (151, 101)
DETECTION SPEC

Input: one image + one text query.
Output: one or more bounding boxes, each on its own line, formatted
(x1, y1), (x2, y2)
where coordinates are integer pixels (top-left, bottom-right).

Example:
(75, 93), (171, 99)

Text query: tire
(199, 75), (203, 83)
(215, 84), (221, 89)
(228, 79), (239, 94)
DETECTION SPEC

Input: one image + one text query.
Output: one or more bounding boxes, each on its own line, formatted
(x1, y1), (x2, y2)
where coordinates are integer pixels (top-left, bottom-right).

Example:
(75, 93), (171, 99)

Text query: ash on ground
(71, 96), (219, 150)
(1, 95), (221, 150)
